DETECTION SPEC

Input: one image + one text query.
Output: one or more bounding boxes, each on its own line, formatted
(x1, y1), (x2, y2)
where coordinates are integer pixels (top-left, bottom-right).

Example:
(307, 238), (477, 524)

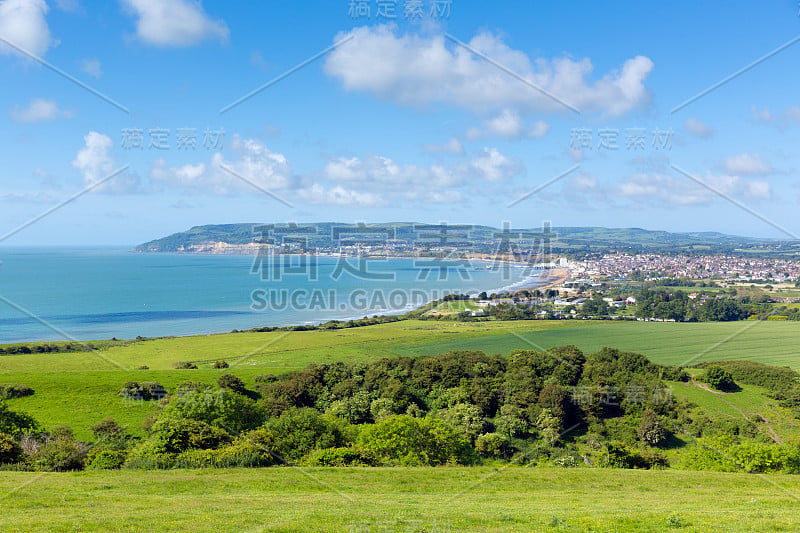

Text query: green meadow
(3, 319), (800, 440)
(2, 318), (800, 532)
(2, 466), (800, 532)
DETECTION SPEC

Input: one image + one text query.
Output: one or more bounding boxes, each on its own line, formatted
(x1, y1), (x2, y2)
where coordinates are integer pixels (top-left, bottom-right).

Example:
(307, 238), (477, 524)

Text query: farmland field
(3, 319), (800, 439)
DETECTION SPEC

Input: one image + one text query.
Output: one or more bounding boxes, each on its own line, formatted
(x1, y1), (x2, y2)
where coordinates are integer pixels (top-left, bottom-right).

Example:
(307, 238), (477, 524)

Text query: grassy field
(3, 319), (800, 439)
(394, 320), (800, 369)
(3, 319), (800, 531)
(2, 466), (800, 532)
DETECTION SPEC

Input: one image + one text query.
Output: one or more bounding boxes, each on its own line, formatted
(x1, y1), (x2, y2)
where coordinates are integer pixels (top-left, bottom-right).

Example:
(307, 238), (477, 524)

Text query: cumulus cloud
(122, 0), (229, 47)
(9, 98), (73, 122)
(296, 184), (384, 207)
(72, 131), (138, 193)
(466, 111), (549, 140)
(151, 136), (292, 196)
(0, 0), (52, 57)
(469, 147), (520, 181)
(615, 172), (772, 205)
(325, 25), (653, 116)
(486, 109), (524, 138)
(684, 118), (712, 138)
(319, 146), (520, 206)
(720, 153), (773, 176)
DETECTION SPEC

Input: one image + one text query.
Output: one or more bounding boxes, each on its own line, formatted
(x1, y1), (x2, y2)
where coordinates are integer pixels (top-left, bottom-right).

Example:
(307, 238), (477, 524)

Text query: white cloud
(529, 120), (550, 139)
(467, 113), (549, 140)
(721, 153), (773, 176)
(296, 184), (384, 207)
(122, 0), (229, 47)
(684, 118), (712, 138)
(423, 137), (463, 154)
(9, 98), (73, 122)
(72, 131), (138, 193)
(319, 147), (520, 206)
(469, 147), (520, 181)
(80, 58), (102, 78)
(151, 136), (293, 196)
(486, 109), (523, 138)
(0, 0), (52, 57)
(615, 172), (772, 205)
(325, 25), (653, 116)
(751, 106), (800, 127)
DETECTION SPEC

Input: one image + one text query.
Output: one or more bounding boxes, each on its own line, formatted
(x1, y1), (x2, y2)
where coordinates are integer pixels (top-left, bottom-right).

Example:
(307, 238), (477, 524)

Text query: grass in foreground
(2, 466), (800, 532)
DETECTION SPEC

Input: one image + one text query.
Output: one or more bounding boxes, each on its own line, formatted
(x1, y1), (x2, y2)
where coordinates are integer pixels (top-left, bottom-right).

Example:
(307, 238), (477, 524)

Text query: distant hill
(133, 223), (799, 257)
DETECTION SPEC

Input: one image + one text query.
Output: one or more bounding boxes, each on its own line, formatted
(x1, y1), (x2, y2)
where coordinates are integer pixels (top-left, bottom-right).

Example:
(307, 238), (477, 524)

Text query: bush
(637, 409), (668, 446)
(87, 449), (127, 470)
(254, 374), (277, 384)
(0, 433), (22, 464)
(475, 432), (510, 458)
(248, 408), (348, 463)
(218, 374), (246, 394)
(0, 384), (34, 399)
(358, 415), (473, 466)
(213, 360), (229, 369)
(27, 430), (87, 471)
(161, 389), (265, 433)
(147, 418), (232, 454)
(0, 400), (38, 437)
(704, 366), (737, 392)
(118, 381), (166, 401)
(302, 447), (375, 467)
(175, 361), (198, 369)
(90, 418), (131, 449)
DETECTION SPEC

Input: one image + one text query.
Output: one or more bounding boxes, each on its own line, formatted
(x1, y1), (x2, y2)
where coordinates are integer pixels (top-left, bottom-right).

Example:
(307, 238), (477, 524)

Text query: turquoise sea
(0, 247), (539, 343)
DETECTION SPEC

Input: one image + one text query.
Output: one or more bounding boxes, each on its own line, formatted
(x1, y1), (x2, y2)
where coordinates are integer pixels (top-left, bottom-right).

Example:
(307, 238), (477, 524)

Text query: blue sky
(1, 0), (799, 245)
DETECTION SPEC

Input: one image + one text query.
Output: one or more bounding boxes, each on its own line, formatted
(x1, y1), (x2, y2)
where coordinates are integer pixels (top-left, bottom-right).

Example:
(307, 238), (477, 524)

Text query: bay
(0, 247), (540, 343)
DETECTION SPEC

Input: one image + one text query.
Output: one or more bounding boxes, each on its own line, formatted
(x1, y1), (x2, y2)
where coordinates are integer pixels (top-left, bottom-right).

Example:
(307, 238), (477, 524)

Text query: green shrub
(118, 381), (166, 401)
(161, 389), (264, 433)
(175, 361), (198, 369)
(0, 400), (38, 437)
(438, 402), (485, 443)
(326, 392), (372, 424)
(213, 360), (229, 369)
(147, 418), (232, 454)
(637, 409), (668, 446)
(27, 432), (87, 471)
(697, 361), (798, 392)
(302, 447), (375, 467)
(703, 366), (737, 392)
(87, 449), (127, 470)
(0, 433), (22, 464)
(475, 432), (510, 458)
(0, 384), (34, 399)
(218, 374), (246, 394)
(211, 441), (277, 468)
(248, 408), (348, 463)
(358, 415), (473, 466)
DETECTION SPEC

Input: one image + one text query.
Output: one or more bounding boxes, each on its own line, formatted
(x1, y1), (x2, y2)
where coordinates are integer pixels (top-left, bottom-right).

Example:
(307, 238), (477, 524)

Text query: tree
(705, 366), (737, 392)
(580, 295), (610, 317)
(637, 409), (668, 446)
(357, 415), (472, 466)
